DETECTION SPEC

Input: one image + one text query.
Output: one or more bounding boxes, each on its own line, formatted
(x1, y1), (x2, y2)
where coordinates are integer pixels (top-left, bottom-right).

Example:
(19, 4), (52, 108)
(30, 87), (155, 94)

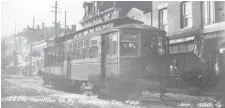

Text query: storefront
(202, 31), (225, 72)
(168, 35), (202, 70)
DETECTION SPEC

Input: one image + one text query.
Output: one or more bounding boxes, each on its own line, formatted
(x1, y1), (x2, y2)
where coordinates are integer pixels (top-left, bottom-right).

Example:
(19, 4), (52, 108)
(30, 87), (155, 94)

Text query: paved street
(1, 75), (220, 108)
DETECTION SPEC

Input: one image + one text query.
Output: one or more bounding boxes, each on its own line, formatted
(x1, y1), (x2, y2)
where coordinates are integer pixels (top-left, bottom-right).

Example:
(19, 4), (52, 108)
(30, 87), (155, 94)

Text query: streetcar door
(102, 32), (119, 79)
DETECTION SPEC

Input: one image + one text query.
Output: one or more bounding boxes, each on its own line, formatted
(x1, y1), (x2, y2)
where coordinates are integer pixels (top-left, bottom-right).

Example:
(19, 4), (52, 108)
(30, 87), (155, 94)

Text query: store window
(173, 45), (179, 54)
(180, 44), (187, 53)
(188, 42), (194, 52)
(169, 45), (173, 54)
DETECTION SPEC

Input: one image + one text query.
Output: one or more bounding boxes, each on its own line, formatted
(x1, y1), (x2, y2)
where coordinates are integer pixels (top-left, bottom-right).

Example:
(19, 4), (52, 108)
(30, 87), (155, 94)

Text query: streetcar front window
(120, 42), (138, 56)
(120, 33), (139, 57)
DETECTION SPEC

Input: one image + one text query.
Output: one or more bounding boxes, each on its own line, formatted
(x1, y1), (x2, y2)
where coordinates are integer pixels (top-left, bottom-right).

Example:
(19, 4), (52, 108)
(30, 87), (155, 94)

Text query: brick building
(152, 1), (225, 73)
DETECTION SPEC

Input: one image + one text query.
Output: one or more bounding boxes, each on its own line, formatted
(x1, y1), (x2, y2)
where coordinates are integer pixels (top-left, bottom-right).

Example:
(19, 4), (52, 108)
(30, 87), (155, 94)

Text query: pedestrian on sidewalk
(157, 58), (170, 101)
(38, 69), (42, 77)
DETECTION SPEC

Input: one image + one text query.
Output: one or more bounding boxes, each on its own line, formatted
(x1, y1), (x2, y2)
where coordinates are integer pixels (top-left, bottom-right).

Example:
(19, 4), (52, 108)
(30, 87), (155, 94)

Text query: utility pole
(64, 10), (67, 34)
(55, 1), (58, 37)
(29, 17), (35, 77)
(51, 1), (61, 38)
(14, 21), (17, 75)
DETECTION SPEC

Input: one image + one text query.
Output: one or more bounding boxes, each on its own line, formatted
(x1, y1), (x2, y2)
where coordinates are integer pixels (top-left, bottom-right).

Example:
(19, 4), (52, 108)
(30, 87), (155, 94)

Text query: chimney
(72, 25), (76, 32)
(37, 25), (40, 29)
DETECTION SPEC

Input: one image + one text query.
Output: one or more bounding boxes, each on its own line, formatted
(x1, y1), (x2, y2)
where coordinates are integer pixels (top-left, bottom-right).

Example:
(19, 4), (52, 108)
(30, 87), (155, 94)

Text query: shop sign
(205, 34), (217, 39)
(169, 36), (195, 44)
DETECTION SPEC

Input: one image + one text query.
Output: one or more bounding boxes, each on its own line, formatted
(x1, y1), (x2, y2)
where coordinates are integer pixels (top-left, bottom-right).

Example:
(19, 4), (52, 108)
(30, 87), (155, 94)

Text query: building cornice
(80, 7), (118, 26)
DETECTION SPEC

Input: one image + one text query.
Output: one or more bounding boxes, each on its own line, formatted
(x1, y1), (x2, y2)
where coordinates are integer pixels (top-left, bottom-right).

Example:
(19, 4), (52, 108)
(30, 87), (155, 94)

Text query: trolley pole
(29, 17), (35, 77)
(51, 1), (61, 38)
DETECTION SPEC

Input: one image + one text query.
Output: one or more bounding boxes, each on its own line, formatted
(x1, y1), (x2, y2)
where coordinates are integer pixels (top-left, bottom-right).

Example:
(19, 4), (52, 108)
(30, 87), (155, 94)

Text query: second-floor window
(159, 8), (168, 32)
(181, 1), (193, 29)
(204, 1), (215, 25)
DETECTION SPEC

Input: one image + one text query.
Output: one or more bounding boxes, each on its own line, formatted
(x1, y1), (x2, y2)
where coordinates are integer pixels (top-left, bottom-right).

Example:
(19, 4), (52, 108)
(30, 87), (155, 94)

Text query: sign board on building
(169, 36), (195, 44)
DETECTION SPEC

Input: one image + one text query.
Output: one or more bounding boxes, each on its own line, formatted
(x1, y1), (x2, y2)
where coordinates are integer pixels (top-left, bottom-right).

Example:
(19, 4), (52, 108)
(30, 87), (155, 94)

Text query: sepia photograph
(1, 0), (225, 108)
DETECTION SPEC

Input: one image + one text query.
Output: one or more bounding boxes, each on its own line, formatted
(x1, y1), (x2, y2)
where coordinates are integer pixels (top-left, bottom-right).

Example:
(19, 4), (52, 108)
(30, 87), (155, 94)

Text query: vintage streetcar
(43, 17), (169, 98)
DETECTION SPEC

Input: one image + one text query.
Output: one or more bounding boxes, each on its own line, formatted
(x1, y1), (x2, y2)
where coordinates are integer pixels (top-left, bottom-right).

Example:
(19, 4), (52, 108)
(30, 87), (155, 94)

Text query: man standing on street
(157, 57), (170, 100)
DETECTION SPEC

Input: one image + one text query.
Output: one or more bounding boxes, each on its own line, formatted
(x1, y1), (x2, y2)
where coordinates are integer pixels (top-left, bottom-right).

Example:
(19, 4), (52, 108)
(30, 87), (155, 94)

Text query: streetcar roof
(114, 24), (166, 32)
(62, 17), (143, 37)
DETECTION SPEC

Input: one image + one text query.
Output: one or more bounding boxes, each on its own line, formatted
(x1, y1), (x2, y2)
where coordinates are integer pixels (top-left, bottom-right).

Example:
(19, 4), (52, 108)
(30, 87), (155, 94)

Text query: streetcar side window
(78, 40), (84, 59)
(68, 42), (73, 51)
(84, 39), (91, 60)
(90, 36), (99, 59)
(120, 33), (139, 57)
(73, 41), (77, 50)
(112, 33), (118, 56)
(73, 41), (78, 60)
(64, 43), (68, 52)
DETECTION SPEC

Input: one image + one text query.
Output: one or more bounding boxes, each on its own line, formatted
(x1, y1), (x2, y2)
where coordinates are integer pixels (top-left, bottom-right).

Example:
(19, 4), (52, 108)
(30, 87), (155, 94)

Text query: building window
(181, 1), (193, 28)
(159, 8), (168, 32)
(215, 1), (225, 22)
(94, 1), (98, 12)
(204, 1), (215, 24)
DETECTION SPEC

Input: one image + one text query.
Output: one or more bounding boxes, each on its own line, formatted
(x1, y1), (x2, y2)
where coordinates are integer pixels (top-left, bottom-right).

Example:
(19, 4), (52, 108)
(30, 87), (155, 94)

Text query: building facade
(152, 1), (225, 74)
(201, 1), (225, 73)
(152, 1), (203, 69)
(80, 1), (152, 28)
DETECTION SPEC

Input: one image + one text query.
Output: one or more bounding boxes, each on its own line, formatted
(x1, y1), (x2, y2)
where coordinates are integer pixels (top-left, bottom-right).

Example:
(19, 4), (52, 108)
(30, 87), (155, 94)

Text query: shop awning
(201, 31), (225, 61)
(169, 36), (195, 44)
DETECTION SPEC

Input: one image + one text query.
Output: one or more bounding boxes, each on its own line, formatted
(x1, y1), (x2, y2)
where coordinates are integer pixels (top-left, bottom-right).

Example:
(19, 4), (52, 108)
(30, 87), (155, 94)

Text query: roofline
(127, 7), (144, 16)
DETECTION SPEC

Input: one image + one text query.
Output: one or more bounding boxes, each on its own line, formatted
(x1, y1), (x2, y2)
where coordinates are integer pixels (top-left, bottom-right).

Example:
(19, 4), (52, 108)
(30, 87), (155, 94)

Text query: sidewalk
(2, 74), (42, 81)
